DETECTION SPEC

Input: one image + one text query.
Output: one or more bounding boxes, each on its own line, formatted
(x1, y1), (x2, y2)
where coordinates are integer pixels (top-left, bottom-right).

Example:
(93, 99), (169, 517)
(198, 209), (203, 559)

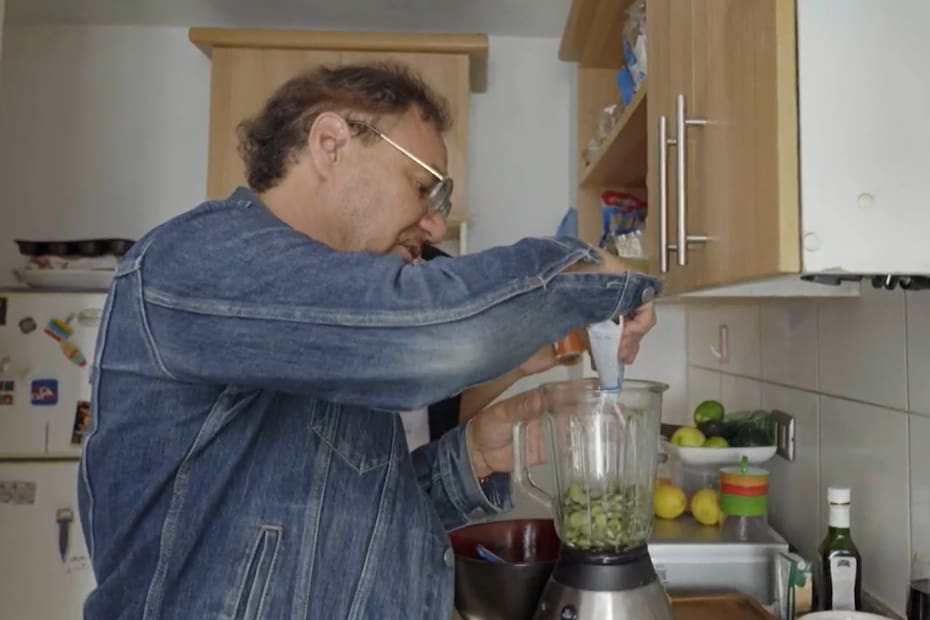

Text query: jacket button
(641, 286), (656, 303)
(443, 547), (454, 568)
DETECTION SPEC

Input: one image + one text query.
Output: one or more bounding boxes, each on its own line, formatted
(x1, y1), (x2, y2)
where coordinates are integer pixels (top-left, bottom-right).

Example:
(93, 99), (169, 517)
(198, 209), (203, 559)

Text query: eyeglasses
(346, 118), (453, 219)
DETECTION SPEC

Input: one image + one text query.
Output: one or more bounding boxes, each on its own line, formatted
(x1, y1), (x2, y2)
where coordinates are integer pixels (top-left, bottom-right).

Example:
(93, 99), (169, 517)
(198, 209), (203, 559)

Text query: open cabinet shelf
(579, 82), (648, 187)
(559, 0), (641, 67)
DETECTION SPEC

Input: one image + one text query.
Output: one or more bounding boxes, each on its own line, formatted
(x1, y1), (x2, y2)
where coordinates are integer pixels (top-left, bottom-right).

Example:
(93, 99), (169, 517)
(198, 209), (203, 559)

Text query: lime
(693, 400), (725, 425)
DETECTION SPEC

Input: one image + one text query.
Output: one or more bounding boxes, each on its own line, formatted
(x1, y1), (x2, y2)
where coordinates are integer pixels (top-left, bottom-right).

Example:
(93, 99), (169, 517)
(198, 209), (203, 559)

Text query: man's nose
(419, 210), (448, 244)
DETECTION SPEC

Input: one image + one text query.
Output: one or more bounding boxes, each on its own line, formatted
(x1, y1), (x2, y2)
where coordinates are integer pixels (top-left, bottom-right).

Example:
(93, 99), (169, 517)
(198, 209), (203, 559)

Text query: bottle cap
(827, 487), (850, 504)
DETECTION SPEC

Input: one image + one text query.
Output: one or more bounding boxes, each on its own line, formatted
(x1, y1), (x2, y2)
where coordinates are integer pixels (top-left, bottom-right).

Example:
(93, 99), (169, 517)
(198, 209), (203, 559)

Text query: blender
(513, 377), (672, 620)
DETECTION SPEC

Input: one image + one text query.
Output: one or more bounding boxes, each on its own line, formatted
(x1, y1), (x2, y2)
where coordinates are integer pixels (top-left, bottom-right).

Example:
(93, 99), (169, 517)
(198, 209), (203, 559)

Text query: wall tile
(687, 304), (721, 369)
(721, 374), (762, 412)
(818, 287), (908, 410)
(907, 292), (930, 415)
(686, 366), (721, 424)
(716, 303), (762, 378)
(761, 300), (819, 391)
(762, 385), (820, 559)
(820, 396), (910, 614)
(910, 414), (930, 560)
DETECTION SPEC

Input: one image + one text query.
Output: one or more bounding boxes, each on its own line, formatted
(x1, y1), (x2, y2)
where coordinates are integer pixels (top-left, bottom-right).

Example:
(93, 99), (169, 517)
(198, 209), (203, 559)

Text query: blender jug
(513, 378), (669, 552)
(513, 378), (673, 620)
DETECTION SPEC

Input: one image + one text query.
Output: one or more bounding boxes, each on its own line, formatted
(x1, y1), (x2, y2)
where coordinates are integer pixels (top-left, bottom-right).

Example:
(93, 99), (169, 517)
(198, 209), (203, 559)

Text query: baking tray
(672, 594), (776, 619)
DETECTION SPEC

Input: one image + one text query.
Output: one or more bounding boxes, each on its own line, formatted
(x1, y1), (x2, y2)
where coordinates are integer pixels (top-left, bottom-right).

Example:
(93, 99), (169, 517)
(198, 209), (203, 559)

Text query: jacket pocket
(232, 525), (282, 620)
(309, 402), (401, 474)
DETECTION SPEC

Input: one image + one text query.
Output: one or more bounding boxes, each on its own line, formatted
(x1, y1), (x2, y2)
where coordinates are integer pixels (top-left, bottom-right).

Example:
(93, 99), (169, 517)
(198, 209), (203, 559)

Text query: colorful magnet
(56, 508), (74, 562)
(30, 379), (59, 406)
(18, 317), (37, 334)
(60, 340), (87, 367)
(0, 378), (13, 406)
(44, 317), (74, 342)
(70, 401), (91, 446)
(0, 297), (6, 326)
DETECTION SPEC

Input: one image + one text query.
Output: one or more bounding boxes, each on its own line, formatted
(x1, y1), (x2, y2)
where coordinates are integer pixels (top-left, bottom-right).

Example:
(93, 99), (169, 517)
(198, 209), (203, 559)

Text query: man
(78, 62), (660, 619)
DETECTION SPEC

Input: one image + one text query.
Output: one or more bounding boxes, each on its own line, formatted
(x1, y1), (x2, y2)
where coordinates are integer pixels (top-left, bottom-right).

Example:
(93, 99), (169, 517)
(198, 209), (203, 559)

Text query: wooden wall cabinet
(563, 0), (930, 297)
(189, 28), (489, 239)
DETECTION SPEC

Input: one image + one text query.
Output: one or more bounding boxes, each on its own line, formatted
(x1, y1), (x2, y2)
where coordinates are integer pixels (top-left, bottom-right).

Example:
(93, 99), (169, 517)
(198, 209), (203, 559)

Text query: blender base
(532, 545), (674, 620)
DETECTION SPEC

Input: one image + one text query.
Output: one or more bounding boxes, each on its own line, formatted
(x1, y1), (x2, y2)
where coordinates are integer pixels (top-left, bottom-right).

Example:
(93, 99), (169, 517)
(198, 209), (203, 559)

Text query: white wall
(0, 25), (211, 285)
(684, 289), (930, 615)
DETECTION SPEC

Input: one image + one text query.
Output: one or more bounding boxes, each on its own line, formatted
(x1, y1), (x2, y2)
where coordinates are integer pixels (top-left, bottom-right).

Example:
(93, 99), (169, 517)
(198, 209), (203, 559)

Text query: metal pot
(449, 518), (560, 620)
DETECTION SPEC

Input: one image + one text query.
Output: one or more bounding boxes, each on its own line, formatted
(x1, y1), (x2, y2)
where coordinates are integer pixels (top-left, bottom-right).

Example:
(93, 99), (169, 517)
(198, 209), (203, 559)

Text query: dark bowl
(449, 518), (560, 620)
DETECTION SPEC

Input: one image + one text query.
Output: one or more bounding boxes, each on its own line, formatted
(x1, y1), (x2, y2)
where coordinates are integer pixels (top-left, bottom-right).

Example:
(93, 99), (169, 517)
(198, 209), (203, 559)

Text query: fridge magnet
(0, 480), (37, 505)
(44, 316), (87, 367)
(56, 507), (74, 562)
(18, 316), (37, 334)
(70, 400), (91, 445)
(30, 379), (59, 406)
(77, 308), (103, 328)
(44, 316), (74, 341)
(0, 380), (14, 406)
(60, 340), (87, 367)
(0, 296), (6, 326)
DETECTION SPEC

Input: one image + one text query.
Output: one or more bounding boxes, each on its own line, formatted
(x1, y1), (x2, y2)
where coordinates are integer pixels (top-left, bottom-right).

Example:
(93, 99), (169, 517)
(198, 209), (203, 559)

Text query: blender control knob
(559, 605), (578, 620)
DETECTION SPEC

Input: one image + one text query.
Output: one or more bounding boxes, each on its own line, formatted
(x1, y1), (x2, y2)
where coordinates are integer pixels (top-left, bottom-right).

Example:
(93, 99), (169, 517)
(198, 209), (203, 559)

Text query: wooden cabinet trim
(189, 27), (489, 92)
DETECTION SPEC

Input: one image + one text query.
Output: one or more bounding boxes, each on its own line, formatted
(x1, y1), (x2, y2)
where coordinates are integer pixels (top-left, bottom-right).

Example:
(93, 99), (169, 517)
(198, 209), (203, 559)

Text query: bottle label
(829, 504), (851, 528)
(830, 556), (857, 610)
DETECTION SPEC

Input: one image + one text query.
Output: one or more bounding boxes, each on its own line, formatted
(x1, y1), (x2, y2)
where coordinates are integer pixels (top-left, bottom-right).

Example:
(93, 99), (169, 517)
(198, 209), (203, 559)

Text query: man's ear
(307, 112), (351, 179)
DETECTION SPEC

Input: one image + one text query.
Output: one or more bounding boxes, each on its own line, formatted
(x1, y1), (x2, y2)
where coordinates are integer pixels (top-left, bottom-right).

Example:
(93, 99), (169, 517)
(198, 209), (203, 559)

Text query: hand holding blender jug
(513, 319), (674, 620)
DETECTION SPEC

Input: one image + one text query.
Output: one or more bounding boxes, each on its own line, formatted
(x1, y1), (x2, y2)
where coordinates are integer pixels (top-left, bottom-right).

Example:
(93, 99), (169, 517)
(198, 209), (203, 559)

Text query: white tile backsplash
(762, 384), (820, 560)
(686, 366), (721, 423)
(907, 292), (930, 415)
(760, 300), (819, 391)
(687, 303), (721, 369)
(818, 287), (908, 410)
(910, 415), (930, 559)
(684, 288), (930, 611)
(716, 303), (762, 378)
(819, 396), (910, 613)
(720, 374), (762, 412)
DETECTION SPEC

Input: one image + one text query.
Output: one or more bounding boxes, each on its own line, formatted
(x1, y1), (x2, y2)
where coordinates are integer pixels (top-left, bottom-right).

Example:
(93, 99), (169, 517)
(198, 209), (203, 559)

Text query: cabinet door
(206, 50), (469, 224)
(646, 0), (696, 294)
(205, 48), (342, 201)
(687, 0), (800, 288)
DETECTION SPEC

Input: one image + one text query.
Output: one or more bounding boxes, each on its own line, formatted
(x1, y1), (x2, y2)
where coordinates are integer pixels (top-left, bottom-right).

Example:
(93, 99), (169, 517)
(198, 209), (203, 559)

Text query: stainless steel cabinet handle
(658, 115), (670, 273)
(673, 93), (708, 267)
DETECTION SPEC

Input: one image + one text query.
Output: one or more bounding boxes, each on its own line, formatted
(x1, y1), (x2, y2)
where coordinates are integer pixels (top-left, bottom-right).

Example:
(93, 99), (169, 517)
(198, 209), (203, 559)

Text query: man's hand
(465, 389), (545, 480)
(618, 301), (657, 364)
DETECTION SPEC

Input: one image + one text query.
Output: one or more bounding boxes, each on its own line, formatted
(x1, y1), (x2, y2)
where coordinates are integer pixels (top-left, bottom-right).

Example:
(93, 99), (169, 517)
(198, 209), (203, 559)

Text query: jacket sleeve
(135, 205), (659, 411)
(410, 424), (512, 531)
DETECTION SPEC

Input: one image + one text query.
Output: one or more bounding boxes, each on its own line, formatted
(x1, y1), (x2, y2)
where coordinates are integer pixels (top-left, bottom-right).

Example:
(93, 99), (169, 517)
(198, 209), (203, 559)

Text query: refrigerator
(0, 290), (106, 619)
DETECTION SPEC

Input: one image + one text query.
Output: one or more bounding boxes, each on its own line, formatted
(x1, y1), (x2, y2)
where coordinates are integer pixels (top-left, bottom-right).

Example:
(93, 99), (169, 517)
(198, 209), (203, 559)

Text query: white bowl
(661, 439), (777, 466)
(801, 612), (894, 619)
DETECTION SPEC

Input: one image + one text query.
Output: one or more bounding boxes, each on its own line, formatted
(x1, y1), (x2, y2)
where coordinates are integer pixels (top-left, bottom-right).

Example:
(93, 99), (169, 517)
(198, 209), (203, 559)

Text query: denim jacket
(77, 187), (660, 619)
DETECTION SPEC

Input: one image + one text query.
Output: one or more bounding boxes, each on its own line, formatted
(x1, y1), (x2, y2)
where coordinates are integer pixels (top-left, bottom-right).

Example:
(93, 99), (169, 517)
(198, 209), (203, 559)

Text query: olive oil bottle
(817, 487), (862, 611)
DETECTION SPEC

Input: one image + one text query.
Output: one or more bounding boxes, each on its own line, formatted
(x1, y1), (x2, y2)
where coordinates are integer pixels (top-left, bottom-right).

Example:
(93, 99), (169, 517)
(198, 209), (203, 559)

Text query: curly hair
(237, 62), (452, 192)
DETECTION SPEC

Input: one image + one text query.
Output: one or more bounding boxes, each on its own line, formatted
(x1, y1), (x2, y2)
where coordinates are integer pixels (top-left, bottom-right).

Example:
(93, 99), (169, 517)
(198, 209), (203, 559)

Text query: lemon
(690, 488), (722, 526)
(669, 426), (706, 447)
(653, 485), (687, 520)
(703, 436), (729, 448)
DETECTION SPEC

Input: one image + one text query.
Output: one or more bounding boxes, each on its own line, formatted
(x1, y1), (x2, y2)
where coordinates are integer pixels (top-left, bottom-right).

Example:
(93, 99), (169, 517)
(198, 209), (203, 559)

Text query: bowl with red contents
(449, 518), (560, 620)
